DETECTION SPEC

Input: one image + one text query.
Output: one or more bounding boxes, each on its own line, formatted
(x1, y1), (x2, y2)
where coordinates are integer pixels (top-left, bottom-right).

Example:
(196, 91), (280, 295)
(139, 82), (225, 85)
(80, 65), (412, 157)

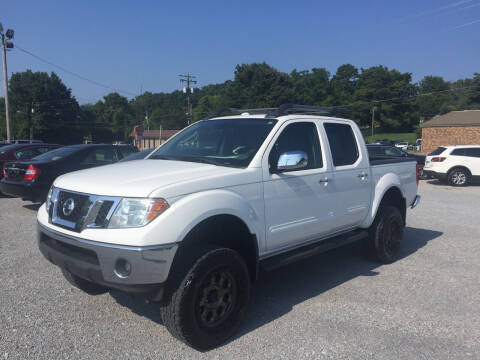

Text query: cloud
(451, 18), (480, 29)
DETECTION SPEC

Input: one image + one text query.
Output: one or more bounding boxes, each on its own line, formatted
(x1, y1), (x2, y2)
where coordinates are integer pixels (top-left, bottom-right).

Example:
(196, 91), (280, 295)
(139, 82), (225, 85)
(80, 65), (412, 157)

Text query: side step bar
(260, 229), (368, 272)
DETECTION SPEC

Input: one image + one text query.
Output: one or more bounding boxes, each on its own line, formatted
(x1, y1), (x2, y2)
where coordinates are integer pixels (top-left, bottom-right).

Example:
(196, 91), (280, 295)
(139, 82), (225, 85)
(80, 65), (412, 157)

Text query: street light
(0, 22), (14, 142)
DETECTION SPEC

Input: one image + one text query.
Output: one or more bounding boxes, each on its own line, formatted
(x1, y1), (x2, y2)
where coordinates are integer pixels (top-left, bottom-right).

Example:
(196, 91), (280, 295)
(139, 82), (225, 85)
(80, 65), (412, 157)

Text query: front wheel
(160, 247), (251, 351)
(365, 205), (404, 263)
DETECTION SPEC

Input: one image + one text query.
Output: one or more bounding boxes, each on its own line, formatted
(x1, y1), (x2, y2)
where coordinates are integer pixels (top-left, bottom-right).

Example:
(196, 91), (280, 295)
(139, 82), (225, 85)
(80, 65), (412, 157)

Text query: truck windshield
(149, 118), (277, 168)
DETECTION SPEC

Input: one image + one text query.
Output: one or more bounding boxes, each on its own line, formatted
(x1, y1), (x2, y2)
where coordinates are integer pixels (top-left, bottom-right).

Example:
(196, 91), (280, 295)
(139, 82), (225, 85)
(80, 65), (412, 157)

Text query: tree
(8, 70), (84, 144)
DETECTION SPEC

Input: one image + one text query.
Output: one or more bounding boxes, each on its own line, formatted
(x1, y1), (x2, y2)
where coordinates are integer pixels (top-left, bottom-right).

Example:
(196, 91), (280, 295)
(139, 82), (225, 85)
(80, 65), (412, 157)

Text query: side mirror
(276, 151), (308, 172)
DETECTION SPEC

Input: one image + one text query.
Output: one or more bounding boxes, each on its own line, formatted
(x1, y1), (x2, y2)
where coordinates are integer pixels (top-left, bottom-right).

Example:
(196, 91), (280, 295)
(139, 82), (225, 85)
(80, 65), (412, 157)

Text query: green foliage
(1, 65), (479, 143)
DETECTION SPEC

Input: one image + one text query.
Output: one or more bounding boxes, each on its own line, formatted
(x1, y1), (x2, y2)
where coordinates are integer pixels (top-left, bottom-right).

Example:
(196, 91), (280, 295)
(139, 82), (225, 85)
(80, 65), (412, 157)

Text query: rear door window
(451, 148), (467, 156)
(324, 123), (359, 166)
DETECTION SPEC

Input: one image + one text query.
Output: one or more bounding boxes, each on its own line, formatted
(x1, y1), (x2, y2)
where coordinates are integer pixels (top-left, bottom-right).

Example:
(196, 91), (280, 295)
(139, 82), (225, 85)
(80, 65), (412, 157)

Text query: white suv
(423, 145), (480, 186)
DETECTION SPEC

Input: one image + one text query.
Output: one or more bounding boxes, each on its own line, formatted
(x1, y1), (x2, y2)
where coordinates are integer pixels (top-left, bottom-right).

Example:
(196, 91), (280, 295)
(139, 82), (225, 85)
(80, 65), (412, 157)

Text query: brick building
(421, 110), (480, 154)
(131, 129), (179, 150)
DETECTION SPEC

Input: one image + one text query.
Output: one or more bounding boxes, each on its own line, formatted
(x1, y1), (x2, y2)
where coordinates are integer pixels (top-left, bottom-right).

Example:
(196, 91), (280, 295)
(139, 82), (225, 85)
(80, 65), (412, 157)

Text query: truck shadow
(110, 226), (442, 342)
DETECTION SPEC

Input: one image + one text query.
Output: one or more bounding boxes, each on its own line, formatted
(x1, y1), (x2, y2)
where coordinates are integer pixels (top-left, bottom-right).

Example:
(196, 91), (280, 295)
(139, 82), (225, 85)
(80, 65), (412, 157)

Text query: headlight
(45, 186), (54, 213)
(108, 198), (169, 228)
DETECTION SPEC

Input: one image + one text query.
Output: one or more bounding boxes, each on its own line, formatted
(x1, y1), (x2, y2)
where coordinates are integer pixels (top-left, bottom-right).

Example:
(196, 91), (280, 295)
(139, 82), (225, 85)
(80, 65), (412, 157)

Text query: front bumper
(38, 222), (178, 298)
(0, 179), (48, 202)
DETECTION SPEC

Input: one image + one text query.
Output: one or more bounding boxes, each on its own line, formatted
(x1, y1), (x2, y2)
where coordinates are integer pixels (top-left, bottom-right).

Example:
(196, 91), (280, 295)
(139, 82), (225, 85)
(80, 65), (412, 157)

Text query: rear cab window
(323, 122), (359, 166)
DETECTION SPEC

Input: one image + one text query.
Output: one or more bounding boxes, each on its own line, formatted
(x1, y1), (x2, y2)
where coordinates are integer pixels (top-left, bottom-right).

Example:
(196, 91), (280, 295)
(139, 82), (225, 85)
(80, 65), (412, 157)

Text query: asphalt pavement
(1, 180), (479, 359)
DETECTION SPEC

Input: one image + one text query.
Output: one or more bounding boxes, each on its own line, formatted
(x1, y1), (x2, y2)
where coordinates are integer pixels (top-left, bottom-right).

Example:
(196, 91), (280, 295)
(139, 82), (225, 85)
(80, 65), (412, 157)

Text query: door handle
(358, 172), (368, 180)
(319, 177), (330, 185)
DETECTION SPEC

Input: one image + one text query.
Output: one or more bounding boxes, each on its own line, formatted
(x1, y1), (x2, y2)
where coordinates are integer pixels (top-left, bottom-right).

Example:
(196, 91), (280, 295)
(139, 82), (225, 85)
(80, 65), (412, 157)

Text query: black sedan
(0, 144), (137, 202)
(367, 145), (427, 178)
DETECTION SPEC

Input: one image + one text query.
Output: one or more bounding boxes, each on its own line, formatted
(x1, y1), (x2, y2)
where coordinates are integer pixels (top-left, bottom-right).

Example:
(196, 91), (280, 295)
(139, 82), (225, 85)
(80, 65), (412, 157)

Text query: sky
(1, 0), (479, 104)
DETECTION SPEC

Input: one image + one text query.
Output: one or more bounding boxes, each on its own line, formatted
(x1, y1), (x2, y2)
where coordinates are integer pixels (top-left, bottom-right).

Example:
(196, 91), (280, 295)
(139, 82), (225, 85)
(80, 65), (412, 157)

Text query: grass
(365, 132), (417, 144)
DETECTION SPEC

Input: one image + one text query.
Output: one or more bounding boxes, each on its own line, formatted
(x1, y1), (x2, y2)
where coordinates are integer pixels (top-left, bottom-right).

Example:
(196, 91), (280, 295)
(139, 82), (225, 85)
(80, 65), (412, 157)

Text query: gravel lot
(1, 180), (479, 359)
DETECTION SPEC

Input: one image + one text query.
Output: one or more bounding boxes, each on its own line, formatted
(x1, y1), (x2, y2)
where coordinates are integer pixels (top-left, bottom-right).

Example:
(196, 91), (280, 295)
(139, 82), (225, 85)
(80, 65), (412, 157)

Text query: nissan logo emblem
(62, 198), (75, 217)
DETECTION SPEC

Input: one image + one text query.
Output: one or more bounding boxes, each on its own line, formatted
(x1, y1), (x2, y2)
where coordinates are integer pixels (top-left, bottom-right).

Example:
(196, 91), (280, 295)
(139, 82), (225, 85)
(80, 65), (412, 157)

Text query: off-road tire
(61, 268), (108, 295)
(366, 205), (404, 263)
(160, 247), (250, 351)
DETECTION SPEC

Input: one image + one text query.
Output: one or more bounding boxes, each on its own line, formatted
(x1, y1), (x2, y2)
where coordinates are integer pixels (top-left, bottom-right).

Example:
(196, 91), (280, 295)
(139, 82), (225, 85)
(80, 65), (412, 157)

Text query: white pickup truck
(37, 104), (420, 350)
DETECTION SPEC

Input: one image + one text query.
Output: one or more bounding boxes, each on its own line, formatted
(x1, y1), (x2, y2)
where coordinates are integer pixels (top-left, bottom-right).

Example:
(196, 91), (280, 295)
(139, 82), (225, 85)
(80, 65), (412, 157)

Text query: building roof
(421, 110), (480, 128)
(130, 129), (179, 139)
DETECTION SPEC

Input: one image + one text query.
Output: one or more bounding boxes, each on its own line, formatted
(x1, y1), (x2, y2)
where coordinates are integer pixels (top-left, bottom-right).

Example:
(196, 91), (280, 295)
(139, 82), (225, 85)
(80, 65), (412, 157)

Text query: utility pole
(179, 73), (197, 125)
(0, 24), (15, 142)
(371, 106), (377, 139)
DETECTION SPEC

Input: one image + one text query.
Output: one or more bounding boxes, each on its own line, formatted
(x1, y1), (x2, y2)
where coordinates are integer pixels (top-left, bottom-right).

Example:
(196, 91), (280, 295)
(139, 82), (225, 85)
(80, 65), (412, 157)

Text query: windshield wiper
(177, 156), (219, 166)
(149, 155), (177, 161)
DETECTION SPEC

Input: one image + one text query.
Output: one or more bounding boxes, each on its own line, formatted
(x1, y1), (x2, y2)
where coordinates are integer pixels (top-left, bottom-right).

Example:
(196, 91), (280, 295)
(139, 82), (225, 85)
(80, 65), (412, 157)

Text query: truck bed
(369, 156), (416, 166)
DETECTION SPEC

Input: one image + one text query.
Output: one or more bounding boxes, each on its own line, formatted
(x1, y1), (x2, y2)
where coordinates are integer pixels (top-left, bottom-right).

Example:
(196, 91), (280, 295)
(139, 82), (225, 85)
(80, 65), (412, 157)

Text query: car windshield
(149, 118), (277, 168)
(429, 147), (446, 156)
(32, 146), (79, 161)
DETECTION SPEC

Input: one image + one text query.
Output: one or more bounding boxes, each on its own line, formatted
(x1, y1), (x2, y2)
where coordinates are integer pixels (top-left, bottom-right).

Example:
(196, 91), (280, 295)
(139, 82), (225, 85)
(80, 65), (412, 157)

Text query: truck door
(262, 120), (334, 252)
(323, 122), (371, 230)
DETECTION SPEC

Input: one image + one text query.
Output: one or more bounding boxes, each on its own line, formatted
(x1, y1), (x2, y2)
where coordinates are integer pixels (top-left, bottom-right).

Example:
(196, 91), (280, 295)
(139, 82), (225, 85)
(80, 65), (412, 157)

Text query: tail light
(24, 164), (41, 181)
(431, 157), (446, 162)
(416, 163), (420, 186)
(2, 164), (6, 179)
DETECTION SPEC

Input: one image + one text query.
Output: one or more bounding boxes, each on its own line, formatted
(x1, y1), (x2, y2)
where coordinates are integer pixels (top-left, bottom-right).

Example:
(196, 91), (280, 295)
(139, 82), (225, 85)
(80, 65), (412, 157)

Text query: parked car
(372, 138), (392, 145)
(367, 145), (427, 178)
(394, 142), (409, 151)
(423, 145), (480, 186)
(36, 105), (420, 350)
(118, 148), (155, 162)
(0, 144), (137, 202)
(0, 143), (61, 182)
(415, 138), (422, 152)
(0, 139), (43, 145)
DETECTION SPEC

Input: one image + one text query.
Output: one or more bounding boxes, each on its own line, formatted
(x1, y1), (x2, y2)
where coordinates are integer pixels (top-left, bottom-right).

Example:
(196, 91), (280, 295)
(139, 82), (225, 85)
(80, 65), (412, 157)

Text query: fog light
(114, 258), (132, 278)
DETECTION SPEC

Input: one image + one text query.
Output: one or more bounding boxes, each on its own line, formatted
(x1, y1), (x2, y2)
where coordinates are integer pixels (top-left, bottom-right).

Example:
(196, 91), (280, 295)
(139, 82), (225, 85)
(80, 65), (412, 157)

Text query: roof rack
(204, 103), (349, 120)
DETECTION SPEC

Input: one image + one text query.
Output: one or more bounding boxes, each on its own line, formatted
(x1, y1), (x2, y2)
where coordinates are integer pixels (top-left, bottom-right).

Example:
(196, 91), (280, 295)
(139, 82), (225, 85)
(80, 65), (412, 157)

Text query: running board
(260, 229), (368, 272)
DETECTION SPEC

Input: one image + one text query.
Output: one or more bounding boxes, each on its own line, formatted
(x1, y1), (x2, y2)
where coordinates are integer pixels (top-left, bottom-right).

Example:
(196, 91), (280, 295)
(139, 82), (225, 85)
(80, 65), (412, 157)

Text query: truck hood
(54, 159), (260, 198)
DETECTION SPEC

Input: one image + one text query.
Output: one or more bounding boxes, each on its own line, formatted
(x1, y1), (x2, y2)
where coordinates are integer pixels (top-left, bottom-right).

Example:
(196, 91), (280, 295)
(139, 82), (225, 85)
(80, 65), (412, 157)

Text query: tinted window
(81, 148), (118, 165)
(429, 147), (446, 156)
(384, 147), (404, 157)
(32, 146), (79, 161)
(268, 122), (323, 172)
(451, 148), (467, 156)
(116, 146), (137, 159)
(324, 123), (359, 166)
(0, 145), (20, 154)
(14, 148), (39, 160)
(465, 148), (480, 158)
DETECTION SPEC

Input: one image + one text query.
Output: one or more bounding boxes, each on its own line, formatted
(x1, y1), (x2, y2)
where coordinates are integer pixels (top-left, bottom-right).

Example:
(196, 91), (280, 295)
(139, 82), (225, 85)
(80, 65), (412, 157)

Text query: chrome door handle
(358, 172), (368, 180)
(319, 177), (330, 185)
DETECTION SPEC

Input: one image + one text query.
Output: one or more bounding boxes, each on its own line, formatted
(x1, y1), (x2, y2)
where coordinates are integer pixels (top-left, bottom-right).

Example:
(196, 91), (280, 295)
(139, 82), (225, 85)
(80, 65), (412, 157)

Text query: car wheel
(448, 168), (470, 187)
(365, 205), (404, 264)
(61, 268), (108, 295)
(160, 247), (251, 351)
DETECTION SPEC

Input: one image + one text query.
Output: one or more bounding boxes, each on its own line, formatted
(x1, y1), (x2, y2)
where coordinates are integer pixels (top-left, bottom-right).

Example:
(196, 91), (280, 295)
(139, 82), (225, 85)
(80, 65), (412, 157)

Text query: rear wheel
(61, 268), (108, 295)
(448, 168), (470, 187)
(366, 205), (404, 263)
(160, 247), (250, 351)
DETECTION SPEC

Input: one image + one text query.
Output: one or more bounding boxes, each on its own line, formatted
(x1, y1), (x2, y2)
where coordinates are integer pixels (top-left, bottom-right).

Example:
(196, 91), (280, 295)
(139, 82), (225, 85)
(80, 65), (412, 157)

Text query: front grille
(56, 191), (89, 223)
(49, 188), (120, 233)
(94, 200), (114, 227)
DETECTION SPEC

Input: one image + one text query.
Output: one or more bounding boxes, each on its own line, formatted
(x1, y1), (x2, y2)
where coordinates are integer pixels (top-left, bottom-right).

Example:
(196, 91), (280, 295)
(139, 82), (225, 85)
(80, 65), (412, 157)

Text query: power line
(15, 44), (138, 97)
